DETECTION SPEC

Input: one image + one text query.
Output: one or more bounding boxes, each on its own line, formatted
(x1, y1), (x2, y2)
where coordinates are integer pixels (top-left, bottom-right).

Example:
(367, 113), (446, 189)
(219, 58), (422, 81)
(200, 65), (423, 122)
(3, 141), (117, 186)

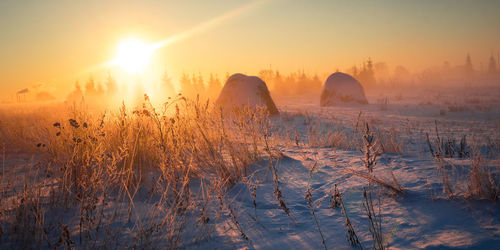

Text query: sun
(112, 38), (154, 74)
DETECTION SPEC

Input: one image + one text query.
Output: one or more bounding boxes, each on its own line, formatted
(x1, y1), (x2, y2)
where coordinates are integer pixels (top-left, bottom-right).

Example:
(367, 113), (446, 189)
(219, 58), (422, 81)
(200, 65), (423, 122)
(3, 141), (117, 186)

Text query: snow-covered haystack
(216, 73), (279, 115)
(320, 72), (368, 106)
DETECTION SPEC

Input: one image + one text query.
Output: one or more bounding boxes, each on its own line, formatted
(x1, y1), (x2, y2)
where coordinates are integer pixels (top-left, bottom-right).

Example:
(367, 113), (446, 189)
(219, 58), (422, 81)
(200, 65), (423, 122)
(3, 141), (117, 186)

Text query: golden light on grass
(111, 38), (154, 75)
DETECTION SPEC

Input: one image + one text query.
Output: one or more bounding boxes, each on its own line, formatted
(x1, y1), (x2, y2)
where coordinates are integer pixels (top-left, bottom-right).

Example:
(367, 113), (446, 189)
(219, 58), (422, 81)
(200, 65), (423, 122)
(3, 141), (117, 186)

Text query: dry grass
(305, 161), (327, 250)
(375, 126), (404, 154)
(0, 95), (277, 248)
(330, 184), (362, 248)
(425, 122), (499, 200)
(1, 94), (498, 248)
(362, 187), (384, 250)
(465, 151), (499, 200)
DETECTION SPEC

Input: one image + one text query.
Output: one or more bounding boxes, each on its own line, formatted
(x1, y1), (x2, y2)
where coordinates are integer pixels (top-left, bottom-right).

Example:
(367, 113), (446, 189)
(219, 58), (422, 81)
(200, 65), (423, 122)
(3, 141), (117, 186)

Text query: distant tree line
(179, 73), (223, 100)
(346, 54), (500, 89)
(61, 52), (500, 105)
(66, 73), (119, 104)
(258, 69), (323, 96)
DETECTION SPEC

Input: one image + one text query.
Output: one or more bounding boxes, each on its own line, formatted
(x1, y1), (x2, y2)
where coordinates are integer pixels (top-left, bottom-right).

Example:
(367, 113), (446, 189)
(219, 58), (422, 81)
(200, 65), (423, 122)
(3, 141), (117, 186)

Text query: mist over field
(1, 0), (500, 249)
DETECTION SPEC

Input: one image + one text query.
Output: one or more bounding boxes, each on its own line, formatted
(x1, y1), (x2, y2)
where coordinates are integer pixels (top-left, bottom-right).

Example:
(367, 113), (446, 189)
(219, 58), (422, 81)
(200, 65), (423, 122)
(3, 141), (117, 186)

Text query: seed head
(69, 119), (80, 128)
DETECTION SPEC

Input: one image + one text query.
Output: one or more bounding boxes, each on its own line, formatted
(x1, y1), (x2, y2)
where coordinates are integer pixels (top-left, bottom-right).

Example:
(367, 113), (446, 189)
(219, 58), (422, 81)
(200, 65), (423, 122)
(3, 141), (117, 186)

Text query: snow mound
(320, 72), (368, 106)
(216, 73), (279, 115)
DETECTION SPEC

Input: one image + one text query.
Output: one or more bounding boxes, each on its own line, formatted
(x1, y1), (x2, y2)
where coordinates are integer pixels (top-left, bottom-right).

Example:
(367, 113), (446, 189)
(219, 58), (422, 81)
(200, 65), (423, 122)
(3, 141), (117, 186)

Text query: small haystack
(320, 72), (368, 106)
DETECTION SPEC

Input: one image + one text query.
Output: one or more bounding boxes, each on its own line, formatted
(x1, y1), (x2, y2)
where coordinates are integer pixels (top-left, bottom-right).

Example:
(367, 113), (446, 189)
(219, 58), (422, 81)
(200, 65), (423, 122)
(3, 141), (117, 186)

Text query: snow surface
(200, 87), (500, 249)
(320, 72), (368, 106)
(216, 73), (279, 114)
(2, 86), (500, 249)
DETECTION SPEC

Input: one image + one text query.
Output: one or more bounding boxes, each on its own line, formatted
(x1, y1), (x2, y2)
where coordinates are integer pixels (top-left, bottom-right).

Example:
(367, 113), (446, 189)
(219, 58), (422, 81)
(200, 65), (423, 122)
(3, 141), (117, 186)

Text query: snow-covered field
(1, 86), (499, 249)
(195, 87), (500, 249)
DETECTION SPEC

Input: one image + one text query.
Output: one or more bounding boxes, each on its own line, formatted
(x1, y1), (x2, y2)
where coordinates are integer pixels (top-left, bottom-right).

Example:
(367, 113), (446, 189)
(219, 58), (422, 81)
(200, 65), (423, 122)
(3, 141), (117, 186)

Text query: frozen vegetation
(0, 85), (499, 249)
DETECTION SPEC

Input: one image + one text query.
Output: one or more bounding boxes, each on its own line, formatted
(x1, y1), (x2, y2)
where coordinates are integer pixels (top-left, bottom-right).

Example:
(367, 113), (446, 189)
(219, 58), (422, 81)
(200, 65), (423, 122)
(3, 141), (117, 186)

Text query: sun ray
(81, 0), (270, 75)
(151, 0), (269, 51)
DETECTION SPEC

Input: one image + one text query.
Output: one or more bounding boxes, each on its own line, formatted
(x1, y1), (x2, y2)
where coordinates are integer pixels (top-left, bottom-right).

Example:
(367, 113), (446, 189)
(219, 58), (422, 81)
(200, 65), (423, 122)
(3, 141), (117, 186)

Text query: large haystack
(216, 73), (279, 115)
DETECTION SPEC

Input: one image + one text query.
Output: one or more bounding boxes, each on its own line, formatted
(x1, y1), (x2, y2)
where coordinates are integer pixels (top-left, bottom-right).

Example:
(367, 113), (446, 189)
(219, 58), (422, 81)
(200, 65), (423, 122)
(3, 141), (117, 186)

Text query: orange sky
(1, 0), (499, 100)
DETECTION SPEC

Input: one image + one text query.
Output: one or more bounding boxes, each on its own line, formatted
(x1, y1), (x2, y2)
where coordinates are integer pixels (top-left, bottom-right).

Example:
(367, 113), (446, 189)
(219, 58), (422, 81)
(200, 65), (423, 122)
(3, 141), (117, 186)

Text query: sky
(1, 0), (499, 99)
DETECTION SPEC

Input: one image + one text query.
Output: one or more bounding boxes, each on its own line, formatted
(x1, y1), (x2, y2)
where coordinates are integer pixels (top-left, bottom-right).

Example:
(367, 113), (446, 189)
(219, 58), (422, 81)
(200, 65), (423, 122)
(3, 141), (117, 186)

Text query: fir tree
(180, 73), (193, 96)
(488, 54), (496, 74)
(161, 71), (175, 97)
(105, 72), (118, 94)
(464, 53), (474, 83)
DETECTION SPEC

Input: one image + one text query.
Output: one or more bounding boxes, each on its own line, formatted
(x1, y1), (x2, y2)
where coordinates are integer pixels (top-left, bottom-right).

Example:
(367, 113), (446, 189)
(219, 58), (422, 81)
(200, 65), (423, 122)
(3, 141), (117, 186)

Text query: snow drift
(320, 72), (368, 106)
(216, 73), (279, 115)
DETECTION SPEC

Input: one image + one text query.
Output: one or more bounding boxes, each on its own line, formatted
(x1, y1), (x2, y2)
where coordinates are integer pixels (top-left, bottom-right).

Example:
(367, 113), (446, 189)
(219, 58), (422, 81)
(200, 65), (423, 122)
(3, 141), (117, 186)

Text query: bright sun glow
(112, 39), (154, 74)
